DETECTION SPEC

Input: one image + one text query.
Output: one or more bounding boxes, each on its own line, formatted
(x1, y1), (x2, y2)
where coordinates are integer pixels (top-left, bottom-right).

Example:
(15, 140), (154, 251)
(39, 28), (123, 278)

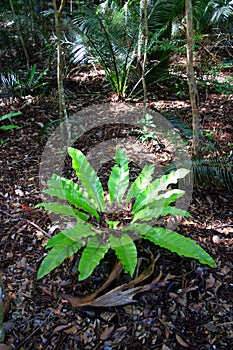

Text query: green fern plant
(36, 147), (215, 281)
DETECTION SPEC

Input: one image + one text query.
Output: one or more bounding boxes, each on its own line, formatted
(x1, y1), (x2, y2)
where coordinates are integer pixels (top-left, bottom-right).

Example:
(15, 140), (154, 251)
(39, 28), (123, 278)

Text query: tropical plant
(70, 2), (139, 97)
(165, 154), (233, 192)
(0, 65), (48, 98)
(36, 147), (215, 281)
(0, 111), (22, 131)
(68, 0), (185, 97)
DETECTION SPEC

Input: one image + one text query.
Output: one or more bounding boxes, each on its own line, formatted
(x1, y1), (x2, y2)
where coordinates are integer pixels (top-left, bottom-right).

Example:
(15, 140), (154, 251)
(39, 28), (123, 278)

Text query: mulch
(0, 77), (233, 349)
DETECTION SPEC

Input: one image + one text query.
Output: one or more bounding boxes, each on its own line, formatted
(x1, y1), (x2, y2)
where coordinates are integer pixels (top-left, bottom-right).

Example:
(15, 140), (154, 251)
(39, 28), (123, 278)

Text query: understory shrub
(36, 147), (216, 281)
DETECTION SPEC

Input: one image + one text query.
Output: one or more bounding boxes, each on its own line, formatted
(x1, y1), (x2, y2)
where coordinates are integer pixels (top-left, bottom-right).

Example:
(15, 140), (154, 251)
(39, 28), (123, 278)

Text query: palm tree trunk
(185, 0), (200, 155)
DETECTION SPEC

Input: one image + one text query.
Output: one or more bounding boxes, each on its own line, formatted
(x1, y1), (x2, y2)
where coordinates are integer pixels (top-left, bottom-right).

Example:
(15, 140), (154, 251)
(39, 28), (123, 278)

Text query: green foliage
(70, 0), (183, 96)
(0, 65), (48, 98)
(192, 156), (233, 192)
(37, 147), (216, 281)
(165, 155), (233, 192)
(0, 111), (22, 131)
(108, 148), (129, 205)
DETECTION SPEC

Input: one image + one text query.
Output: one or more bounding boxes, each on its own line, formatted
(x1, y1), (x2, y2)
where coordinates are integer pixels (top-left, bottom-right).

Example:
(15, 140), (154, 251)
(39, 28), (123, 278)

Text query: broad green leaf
(44, 174), (99, 219)
(37, 239), (81, 279)
(124, 223), (216, 268)
(62, 223), (97, 243)
(126, 164), (155, 203)
(108, 148), (129, 205)
(132, 169), (190, 214)
(78, 236), (110, 280)
(46, 231), (73, 249)
(0, 111), (22, 122)
(132, 190), (186, 222)
(110, 234), (137, 276)
(0, 125), (19, 130)
(35, 201), (87, 221)
(161, 207), (191, 217)
(68, 147), (106, 212)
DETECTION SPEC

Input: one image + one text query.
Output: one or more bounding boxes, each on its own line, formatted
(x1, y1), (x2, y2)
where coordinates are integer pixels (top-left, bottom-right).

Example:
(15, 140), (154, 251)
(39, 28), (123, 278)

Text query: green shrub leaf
(132, 169), (190, 214)
(37, 238), (82, 279)
(132, 189), (188, 222)
(108, 148), (129, 205)
(126, 164), (155, 203)
(78, 236), (110, 281)
(45, 174), (100, 219)
(62, 223), (97, 243)
(35, 201), (87, 221)
(0, 111), (22, 122)
(124, 223), (216, 268)
(110, 234), (137, 276)
(68, 147), (106, 212)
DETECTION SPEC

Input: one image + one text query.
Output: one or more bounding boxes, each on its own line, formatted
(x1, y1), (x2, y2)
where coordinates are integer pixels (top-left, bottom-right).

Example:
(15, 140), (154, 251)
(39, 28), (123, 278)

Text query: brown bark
(185, 0), (201, 155)
(52, 0), (68, 125)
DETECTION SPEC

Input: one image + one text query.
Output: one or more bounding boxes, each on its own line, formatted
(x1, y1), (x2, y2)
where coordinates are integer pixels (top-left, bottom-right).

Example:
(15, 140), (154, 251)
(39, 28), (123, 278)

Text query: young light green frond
(37, 239), (82, 280)
(68, 147), (106, 212)
(161, 207), (191, 217)
(35, 202), (87, 222)
(108, 148), (129, 205)
(45, 174), (100, 219)
(78, 236), (110, 281)
(132, 190), (186, 222)
(132, 169), (190, 214)
(62, 223), (98, 243)
(110, 234), (137, 276)
(126, 164), (155, 203)
(46, 232), (74, 249)
(142, 226), (216, 268)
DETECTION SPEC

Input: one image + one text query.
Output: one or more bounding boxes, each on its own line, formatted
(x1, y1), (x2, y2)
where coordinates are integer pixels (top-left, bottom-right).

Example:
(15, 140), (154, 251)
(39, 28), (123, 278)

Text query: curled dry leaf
(100, 325), (115, 340)
(175, 334), (190, 347)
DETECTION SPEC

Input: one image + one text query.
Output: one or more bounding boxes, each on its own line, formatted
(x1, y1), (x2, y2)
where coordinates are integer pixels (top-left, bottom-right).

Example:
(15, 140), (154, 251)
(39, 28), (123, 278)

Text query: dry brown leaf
(63, 268), (165, 307)
(52, 323), (72, 334)
(128, 252), (160, 288)
(0, 345), (10, 350)
(63, 326), (78, 334)
(100, 325), (115, 340)
(175, 334), (190, 348)
(206, 273), (216, 289)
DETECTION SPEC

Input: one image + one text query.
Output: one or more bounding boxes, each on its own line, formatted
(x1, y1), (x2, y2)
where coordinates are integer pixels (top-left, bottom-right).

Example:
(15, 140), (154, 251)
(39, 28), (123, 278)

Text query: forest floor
(0, 70), (233, 350)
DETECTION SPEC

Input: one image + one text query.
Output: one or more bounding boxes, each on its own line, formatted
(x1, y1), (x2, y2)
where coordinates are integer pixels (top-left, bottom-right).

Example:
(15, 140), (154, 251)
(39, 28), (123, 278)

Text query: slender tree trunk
(142, 0), (148, 110)
(52, 0), (68, 126)
(185, 0), (200, 155)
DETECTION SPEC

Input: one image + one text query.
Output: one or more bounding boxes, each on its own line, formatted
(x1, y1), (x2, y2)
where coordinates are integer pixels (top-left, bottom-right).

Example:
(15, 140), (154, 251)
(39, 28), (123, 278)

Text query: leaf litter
(0, 85), (233, 349)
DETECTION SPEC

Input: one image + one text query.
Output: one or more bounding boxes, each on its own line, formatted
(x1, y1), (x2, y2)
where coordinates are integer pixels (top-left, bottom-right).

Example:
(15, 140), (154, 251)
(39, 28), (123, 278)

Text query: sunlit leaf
(68, 147), (106, 212)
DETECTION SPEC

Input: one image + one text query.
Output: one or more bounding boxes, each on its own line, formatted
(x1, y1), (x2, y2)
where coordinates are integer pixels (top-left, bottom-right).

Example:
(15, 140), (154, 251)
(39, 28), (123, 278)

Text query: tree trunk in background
(185, 0), (200, 155)
(9, 0), (30, 69)
(141, 0), (148, 110)
(52, 0), (68, 127)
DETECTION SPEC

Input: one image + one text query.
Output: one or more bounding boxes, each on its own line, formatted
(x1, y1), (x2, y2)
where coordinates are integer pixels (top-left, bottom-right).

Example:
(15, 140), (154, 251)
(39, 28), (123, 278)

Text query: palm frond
(165, 155), (233, 192)
(192, 155), (233, 192)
